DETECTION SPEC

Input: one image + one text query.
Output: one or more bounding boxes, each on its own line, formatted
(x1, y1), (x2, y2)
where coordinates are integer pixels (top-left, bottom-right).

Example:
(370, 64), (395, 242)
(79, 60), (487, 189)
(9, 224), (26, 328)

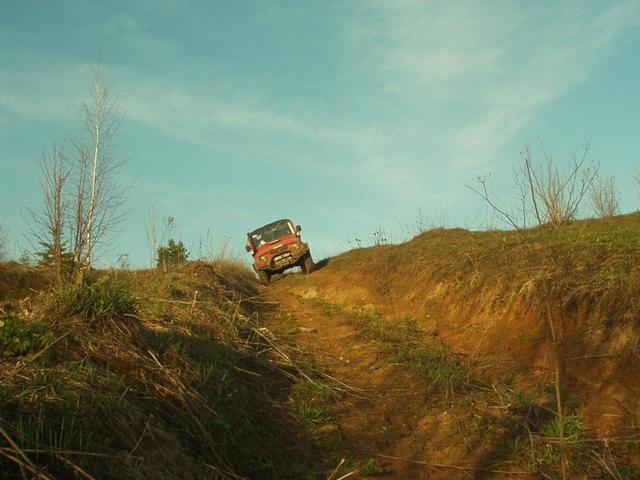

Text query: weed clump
(354, 308), (471, 393)
(57, 275), (138, 323)
(0, 315), (55, 357)
(290, 381), (334, 425)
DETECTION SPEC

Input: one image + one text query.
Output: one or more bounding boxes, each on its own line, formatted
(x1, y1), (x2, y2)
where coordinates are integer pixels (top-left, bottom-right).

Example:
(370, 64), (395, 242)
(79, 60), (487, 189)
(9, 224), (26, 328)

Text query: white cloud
(452, 1), (640, 167)
(3, 1), (638, 214)
(0, 57), (367, 150)
(122, 82), (349, 145)
(0, 61), (88, 122)
(347, 0), (640, 176)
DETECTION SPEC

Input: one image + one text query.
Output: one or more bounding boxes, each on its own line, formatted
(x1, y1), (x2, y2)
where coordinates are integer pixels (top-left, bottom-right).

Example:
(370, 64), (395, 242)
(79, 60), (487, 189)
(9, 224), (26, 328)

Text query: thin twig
(326, 458), (345, 480)
(545, 301), (568, 480)
(128, 414), (152, 458)
(189, 290), (198, 317)
(55, 453), (98, 480)
(375, 453), (530, 475)
(0, 447), (143, 459)
(335, 472), (355, 480)
(0, 449), (52, 480)
(0, 423), (48, 478)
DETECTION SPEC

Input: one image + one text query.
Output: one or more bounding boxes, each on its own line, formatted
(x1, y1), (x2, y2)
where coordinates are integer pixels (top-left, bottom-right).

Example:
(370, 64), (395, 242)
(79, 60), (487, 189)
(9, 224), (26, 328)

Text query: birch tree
(146, 207), (157, 269)
(71, 64), (126, 276)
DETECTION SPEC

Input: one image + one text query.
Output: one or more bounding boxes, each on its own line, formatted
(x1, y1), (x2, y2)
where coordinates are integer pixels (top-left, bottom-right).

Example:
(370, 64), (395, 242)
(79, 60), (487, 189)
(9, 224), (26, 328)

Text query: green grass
(57, 274), (138, 323)
(351, 308), (472, 393)
(290, 381), (334, 425)
(0, 262), (328, 479)
(0, 314), (56, 357)
(359, 458), (384, 476)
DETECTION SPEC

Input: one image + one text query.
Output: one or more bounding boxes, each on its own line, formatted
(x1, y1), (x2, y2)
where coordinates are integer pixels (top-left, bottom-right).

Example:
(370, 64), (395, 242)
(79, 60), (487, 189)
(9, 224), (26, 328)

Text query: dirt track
(267, 275), (533, 480)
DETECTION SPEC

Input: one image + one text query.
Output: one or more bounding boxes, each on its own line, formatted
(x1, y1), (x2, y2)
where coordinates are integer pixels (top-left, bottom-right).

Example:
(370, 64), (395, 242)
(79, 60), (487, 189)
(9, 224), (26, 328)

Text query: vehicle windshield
(251, 221), (294, 247)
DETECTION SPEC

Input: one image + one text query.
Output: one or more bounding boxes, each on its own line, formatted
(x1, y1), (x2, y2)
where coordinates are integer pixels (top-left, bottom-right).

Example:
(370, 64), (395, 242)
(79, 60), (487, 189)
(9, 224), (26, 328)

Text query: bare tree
(634, 169), (640, 203)
(163, 216), (175, 244)
(590, 175), (619, 218)
(197, 228), (236, 262)
(71, 64), (126, 276)
(0, 214), (8, 261)
(70, 143), (89, 273)
(27, 145), (71, 283)
(523, 145), (598, 227)
(471, 145), (598, 230)
(468, 175), (522, 230)
(146, 207), (157, 268)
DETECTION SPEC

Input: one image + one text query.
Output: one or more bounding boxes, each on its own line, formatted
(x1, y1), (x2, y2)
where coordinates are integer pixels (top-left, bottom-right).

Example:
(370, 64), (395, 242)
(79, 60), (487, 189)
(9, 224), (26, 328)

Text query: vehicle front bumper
(256, 247), (308, 272)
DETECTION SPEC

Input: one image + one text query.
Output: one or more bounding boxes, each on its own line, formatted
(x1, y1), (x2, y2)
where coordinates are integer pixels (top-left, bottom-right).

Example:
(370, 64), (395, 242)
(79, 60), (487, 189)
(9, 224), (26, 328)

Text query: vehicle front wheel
(258, 270), (271, 285)
(301, 254), (314, 275)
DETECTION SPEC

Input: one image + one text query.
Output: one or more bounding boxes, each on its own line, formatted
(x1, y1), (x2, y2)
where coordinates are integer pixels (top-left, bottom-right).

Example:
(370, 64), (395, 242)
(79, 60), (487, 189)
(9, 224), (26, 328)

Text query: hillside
(0, 261), (335, 479)
(269, 213), (640, 478)
(1, 213), (639, 479)
(301, 213), (640, 435)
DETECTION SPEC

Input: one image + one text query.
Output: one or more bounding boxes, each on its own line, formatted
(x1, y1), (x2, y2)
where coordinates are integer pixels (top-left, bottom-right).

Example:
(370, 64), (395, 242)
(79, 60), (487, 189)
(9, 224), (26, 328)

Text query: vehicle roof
(248, 218), (293, 236)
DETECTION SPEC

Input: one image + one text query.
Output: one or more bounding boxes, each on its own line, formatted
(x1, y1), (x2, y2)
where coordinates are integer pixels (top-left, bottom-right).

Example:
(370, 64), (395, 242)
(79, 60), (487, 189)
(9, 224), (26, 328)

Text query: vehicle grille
(271, 246), (287, 255)
(273, 252), (292, 265)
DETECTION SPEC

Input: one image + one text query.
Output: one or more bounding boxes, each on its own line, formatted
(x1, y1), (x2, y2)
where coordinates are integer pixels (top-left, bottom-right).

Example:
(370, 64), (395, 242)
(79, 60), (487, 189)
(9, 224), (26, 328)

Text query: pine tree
(35, 241), (75, 274)
(156, 239), (189, 270)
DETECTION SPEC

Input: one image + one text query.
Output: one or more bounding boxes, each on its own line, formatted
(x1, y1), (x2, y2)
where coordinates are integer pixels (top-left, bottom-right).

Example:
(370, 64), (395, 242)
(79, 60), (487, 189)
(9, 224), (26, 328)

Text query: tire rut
(268, 282), (451, 480)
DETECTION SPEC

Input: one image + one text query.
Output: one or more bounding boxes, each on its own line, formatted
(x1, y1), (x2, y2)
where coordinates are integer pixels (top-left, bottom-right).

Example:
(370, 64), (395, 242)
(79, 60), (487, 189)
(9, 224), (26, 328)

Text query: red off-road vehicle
(246, 219), (314, 285)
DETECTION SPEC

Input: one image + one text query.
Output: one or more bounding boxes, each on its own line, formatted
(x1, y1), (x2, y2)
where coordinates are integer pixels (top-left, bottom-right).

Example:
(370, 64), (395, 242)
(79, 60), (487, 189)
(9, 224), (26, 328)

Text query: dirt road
(266, 276), (534, 480)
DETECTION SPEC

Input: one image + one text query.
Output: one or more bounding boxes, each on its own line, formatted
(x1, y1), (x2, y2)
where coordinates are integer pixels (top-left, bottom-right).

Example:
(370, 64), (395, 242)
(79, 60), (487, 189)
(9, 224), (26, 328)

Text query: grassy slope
(311, 213), (640, 437)
(0, 261), (321, 479)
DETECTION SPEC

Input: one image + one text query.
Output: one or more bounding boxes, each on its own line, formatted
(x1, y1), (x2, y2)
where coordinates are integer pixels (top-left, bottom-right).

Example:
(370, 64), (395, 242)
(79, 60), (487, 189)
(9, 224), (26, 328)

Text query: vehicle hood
(254, 234), (300, 256)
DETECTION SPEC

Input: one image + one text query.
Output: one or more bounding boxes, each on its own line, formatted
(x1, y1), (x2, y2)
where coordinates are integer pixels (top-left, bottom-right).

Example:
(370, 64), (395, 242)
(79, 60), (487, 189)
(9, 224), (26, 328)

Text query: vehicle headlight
(292, 243), (300, 250)
(260, 255), (268, 263)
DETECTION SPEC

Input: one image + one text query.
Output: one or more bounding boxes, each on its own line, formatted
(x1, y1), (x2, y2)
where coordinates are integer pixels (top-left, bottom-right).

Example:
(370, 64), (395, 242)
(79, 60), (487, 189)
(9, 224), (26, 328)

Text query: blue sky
(1, 1), (640, 267)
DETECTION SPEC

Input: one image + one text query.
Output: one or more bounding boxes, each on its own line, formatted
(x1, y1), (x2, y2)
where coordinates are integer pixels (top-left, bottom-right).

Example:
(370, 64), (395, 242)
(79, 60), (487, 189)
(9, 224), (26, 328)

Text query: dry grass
(329, 212), (640, 361)
(0, 260), (327, 479)
(306, 212), (640, 477)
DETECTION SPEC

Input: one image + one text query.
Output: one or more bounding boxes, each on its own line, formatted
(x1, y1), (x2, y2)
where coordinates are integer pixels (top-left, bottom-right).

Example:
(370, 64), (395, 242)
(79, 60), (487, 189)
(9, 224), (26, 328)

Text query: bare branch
(522, 145), (597, 227)
(467, 176), (521, 230)
(0, 214), (8, 261)
(590, 175), (619, 219)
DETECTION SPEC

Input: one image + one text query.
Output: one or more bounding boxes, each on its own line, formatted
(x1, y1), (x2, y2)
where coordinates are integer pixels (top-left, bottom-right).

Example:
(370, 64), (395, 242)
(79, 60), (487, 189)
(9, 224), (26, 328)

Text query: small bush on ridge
(58, 276), (138, 322)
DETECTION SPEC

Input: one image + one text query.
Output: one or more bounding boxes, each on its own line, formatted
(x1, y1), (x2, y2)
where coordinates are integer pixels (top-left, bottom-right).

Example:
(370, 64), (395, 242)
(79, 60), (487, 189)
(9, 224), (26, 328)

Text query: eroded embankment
(276, 215), (640, 472)
(306, 216), (640, 436)
(268, 281), (537, 479)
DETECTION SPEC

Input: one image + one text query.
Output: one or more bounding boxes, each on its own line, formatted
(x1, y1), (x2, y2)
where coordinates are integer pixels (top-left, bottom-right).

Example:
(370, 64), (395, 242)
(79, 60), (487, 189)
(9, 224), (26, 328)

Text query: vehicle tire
(301, 254), (314, 275)
(258, 270), (271, 285)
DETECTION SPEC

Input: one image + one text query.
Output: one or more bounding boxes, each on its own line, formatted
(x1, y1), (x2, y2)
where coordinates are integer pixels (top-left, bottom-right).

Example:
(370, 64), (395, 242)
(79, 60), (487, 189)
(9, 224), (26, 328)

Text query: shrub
(59, 276), (138, 322)
(360, 458), (384, 476)
(156, 239), (189, 270)
(590, 175), (619, 218)
(0, 315), (55, 357)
